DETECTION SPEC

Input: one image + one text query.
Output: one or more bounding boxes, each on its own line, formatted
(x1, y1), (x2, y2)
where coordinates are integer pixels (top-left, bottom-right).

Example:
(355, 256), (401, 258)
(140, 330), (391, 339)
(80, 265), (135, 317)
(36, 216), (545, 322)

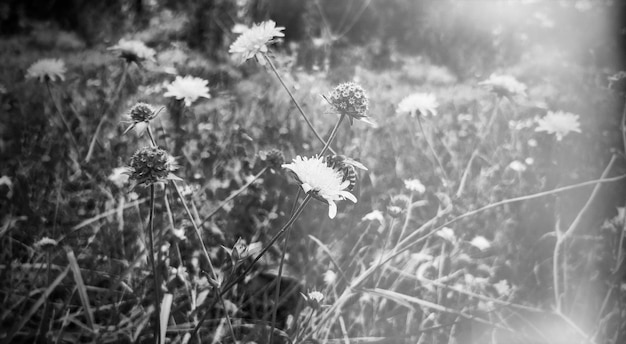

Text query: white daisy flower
(26, 58), (67, 82)
(535, 111), (581, 141)
(108, 39), (156, 63)
(229, 20), (285, 64)
(397, 93), (438, 117)
(478, 74), (526, 98)
(470, 236), (491, 251)
(163, 75), (211, 107)
(404, 178), (426, 194)
(282, 155), (357, 219)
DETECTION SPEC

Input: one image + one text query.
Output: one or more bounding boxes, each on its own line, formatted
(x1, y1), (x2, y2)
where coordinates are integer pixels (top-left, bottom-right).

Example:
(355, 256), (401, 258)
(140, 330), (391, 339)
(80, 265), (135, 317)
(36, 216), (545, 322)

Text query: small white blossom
(164, 76), (211, 107)
(436, 227), (456, 243)
(397, 93), (438, 117)
(479, 74), (526, 97)
(404, 178), (426, 194)
(323, 270), (337, 285)
(507, 160), (527, 172)
(494, 280), (511, 297)
(229, 20), (285, 64)
(108, 167), (130, 188)
(26, 58), (67, 82)
(282, 156), (357, 219)
(535, 111), (581, 141)
(362, 210), (385, 226)
(470, 236), (491, 251)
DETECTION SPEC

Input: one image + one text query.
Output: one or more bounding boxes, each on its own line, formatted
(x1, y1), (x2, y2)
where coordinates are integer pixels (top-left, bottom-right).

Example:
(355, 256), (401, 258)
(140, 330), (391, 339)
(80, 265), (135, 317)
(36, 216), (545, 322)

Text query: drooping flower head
(108, 39), (156, 64)
(478, 74), (526, 98)
(26, 58), (67, 82)
(282, 155), (357, 219)
(328, 82), (373, 125)
(397, 93), (438, 117)
(229, 20), (285, 64)
(535, 111), (581, 141)
(163, 75), (211, 107)
(123, 103), (161, 135)
(128, 146), (181, 188)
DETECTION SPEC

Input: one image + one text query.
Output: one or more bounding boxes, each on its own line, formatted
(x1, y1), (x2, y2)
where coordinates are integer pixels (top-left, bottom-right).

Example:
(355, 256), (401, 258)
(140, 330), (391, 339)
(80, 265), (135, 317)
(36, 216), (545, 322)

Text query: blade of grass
(3, 266), (70, 344)
(65, 246), (95, 332)
(160, 293), (173, 344)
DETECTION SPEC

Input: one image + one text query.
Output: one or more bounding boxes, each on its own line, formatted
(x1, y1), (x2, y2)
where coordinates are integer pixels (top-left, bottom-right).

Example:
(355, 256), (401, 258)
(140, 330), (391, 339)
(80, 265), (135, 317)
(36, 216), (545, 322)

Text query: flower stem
(85, 60), (129, 162)
(190, 194), (313, 340)
(146, 122), (235, 341)
(45, 81), (80, 154)
(147, 184), (162, 343)
(199, 167), (268, 227)
(456, 96), (501, 198)
(416, 115), (449, 187)
(320, 114), (345, 156)
(263, 53), (336, 154)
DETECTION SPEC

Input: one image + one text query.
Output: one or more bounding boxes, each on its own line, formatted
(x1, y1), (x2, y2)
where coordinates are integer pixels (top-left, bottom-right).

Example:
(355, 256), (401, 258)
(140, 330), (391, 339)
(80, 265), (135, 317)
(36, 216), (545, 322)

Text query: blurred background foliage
(1, 0), (626, 343)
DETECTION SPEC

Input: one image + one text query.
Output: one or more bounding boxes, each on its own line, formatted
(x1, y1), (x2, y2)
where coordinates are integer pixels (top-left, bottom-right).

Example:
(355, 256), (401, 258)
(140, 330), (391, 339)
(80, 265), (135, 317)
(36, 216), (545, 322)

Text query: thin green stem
(455, 96), (501, 198)
(85, 60), (129, 162)
(45, 81), (80, 154)
(147, 185), (161, 343)
(268, 217), (293, 344)
(416, 115), (449, 188)
(320, 114), (345, 156)
(263, 53), (336, 154)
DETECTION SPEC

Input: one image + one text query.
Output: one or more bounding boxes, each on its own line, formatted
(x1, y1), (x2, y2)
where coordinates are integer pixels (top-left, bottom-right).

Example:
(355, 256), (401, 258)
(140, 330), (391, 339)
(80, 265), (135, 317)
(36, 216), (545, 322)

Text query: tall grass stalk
(85, 60), (129, 162)
(45, 80), (80, 154)
(456, 95), (502, 197)
(146, 184), (162, 343)
(416, 115), (449, 187)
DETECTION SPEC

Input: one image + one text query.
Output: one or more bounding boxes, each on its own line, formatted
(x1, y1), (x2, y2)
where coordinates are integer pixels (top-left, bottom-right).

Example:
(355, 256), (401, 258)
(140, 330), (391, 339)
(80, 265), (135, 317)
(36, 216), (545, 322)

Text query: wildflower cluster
(128, 146), (181, 188)
(329, 82), (372, 124)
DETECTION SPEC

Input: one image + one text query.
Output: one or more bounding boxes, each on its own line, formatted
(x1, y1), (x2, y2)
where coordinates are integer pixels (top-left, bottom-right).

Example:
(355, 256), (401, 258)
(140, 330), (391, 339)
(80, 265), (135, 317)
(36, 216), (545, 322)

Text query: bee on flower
(327, 82), (373, 125)
(163, 75), (211, 107)
(397, 93), (439, 118)
(122, 103), (162, 135)
(26, 58), (67, 83)
(478, 74), (526, 98)
(108, 39), (156, 64)
(282, 155), (357, 219)
(229, 20), (285, 64)
(127, 146), (182, 189)
(535, 111), (581, 141)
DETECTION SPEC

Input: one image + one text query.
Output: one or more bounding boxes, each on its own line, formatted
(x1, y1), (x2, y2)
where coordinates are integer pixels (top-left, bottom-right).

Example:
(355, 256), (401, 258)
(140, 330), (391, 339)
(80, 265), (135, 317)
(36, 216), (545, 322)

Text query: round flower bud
(129, 103), (157, 123)
(262, 148), (285, 171)
(128, 146), (180, 187)
(329, 82), (371, 124)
